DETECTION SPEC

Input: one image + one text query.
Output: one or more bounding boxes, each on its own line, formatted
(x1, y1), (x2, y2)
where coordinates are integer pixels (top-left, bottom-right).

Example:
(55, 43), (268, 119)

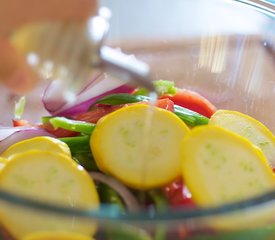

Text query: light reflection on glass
(198, 35), (228, 74)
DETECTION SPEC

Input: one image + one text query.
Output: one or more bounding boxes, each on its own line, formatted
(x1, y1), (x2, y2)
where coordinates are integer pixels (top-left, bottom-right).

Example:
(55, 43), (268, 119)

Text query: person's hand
(0, 0), (97, 94)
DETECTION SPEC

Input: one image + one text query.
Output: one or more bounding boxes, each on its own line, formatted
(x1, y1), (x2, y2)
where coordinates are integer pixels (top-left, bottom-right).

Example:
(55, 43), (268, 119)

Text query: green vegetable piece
(133, 80), (176, 97)
(148, 190), (168, 240)
(97, 183), (125, 212)
(41, 116), (53, 124)
(153, 80), (177, 96)
(133, 88), (150, 96)
(174, 105), (209, 127)
(93, 93), (209, 127)
(72, 152), (99, 171)
(14, 96), (26, 119)
(50, 117), (95, 135)
(59, 135), (91, 153)
(94, 93), (150, 106)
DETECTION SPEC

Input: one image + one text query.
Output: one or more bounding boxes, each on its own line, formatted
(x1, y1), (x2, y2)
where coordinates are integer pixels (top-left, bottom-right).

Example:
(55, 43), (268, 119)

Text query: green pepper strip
(98, 183), (125, 213)
(94, 93), (150, 106)
(174, 105), (209, 126)
(50, 117), (95, 135)
(94, 93), (209, 127)
(41, 116), (53, 124)
(59, 136), (99, 171)
(148, 190), (168, 240)
(148, 190), (168, 212)
(59, 135), (91, 153)
(72, 152), (99, 171)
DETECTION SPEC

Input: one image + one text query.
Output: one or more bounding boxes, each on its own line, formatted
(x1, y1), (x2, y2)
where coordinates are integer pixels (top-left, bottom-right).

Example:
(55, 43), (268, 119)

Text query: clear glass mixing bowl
(0, 0), (274, 239)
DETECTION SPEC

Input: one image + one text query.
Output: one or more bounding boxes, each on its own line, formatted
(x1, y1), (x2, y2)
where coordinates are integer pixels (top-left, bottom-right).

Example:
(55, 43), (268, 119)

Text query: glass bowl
(0, 0), (274, 239)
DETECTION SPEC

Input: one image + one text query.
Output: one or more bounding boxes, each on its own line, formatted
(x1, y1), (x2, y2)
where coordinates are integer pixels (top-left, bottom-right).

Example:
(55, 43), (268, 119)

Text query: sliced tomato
(12, 119), (31, 127)
(164, 178), (195, 208)
(160, 89), (216, 118)
(74, 99), (174, 124)
(155, 98), (174, 112)
(73, 105), (123, 124)
(40, 123), (79, 138)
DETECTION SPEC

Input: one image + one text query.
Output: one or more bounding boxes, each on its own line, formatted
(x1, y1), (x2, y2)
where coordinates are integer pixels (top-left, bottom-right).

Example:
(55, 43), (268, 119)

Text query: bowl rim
(0, 188), (275, 223)
(236, 0), (275, 17)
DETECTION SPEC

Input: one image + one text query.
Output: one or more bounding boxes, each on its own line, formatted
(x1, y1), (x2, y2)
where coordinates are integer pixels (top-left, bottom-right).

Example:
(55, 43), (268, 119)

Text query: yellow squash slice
(209, 110), (275, 167)
(1, 136), (71, 160)
(91, 104), (190, 190)
(0, 150), (99, 239)
(181, 125), (275, 207)
(0, 157), (7, 170)
(23, 231), (94, 240)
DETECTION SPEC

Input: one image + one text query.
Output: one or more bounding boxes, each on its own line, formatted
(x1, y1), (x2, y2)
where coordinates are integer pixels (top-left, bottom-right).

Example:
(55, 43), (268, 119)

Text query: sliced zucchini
(1, 136), (71, 160)
(0, 150), (99, 239)
(209, 110), (275, 167)
(181, 125), (275, 207)
(91, 104), (190, 190)
(0, 157), (7, 170)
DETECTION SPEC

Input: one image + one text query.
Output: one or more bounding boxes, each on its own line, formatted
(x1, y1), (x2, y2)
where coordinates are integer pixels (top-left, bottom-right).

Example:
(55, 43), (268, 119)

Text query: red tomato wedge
(40, 123), (79, 138)
(155, 98), (174, 112)
(73, 105), (123, 124)
(12, 119), (31, 127)
(160, 89), (216, 118)
(164, 178), (195, 208)
(74, 98), (174, 123)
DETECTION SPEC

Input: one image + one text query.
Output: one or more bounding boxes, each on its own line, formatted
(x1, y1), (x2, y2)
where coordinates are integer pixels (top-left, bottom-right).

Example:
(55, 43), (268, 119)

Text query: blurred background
(1, 0), (274, 132)
(100, 0), (275, 130)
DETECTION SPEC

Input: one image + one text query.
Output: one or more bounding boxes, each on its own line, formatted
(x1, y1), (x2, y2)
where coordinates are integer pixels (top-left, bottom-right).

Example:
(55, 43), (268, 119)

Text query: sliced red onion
(0, 127), (53, 154)
(89, 171), (140, 212)
(57, 84), (133, 117)
(42, 73), (133, 116)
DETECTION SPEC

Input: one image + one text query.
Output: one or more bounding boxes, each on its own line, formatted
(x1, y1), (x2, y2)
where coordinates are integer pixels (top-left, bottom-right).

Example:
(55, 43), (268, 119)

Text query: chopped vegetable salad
(0, 80), (274, 239)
